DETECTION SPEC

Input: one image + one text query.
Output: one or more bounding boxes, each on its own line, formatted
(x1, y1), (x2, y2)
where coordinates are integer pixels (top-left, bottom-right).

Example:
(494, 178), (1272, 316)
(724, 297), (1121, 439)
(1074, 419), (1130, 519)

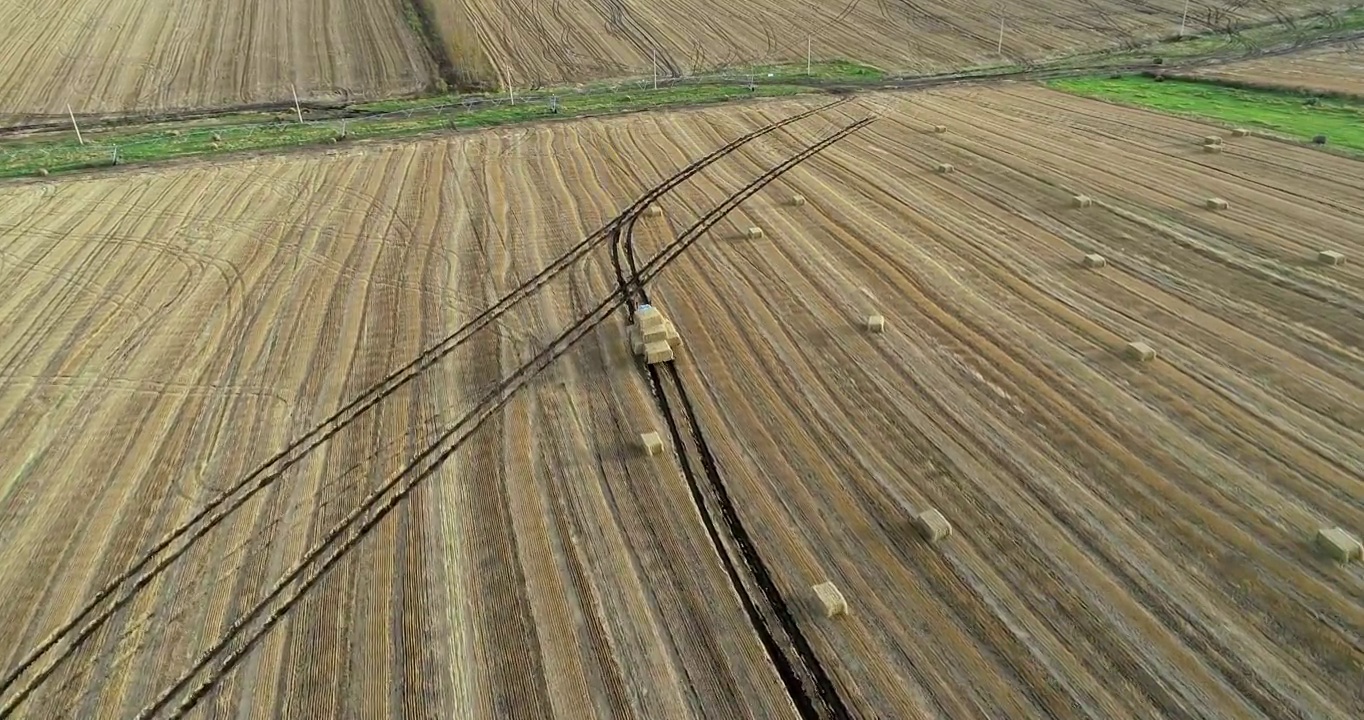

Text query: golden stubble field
(1189, 39), (1364, 95)
(1, 87), (1363, 718)
(0, 0), (438, 122)
(438, 0), (1322, 86)
(0, 0), (1336, 120)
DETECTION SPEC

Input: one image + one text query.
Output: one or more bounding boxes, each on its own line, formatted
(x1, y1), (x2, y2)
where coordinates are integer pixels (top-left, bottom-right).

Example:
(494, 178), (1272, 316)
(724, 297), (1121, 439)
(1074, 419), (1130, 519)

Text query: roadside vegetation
(0, 82), (817, 178)
(1050, 74), (1364, 153)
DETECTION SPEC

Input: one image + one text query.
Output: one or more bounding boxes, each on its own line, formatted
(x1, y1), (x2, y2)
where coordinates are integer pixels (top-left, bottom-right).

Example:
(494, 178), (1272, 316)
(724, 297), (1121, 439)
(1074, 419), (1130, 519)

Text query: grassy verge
(0, 83), (815, 178)
(1049, 74), (1364, 152)
(348, 60), (884, 113)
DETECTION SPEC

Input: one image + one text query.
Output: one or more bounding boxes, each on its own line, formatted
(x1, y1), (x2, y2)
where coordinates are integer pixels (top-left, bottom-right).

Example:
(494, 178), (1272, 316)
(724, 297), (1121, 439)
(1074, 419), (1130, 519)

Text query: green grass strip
(1050, 75), (1364, 153)
(0, 83), (814, 179)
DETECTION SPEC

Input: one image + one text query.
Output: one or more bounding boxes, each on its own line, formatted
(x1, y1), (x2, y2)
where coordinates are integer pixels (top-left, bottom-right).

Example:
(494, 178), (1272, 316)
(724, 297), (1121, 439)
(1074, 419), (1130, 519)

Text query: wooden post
(291, 84), (303, 123)
(67, 104), (84, 145)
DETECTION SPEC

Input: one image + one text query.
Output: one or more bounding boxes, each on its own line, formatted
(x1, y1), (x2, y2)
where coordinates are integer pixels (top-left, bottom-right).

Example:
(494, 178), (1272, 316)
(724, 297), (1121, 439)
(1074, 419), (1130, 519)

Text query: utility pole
(1179, 0), (1190, 37)
(67, 104), (84, 145)
(291, 84), (303, 123)
(807, 36), (812, 76)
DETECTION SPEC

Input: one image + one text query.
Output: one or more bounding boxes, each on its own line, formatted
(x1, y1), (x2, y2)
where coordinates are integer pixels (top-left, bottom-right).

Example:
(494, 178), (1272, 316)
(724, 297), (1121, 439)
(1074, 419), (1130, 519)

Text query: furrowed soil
(1, 87), (1362, 718)
(0, 0), (438, 123)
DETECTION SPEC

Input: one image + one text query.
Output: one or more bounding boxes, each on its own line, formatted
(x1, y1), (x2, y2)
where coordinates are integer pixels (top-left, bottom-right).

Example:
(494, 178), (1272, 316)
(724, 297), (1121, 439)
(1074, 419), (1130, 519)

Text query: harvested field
(437, 0), (1308, 86)
(3, 87), (1364, 718)
(0, 0), (437, 123)
(1190, 40), (1364, 97)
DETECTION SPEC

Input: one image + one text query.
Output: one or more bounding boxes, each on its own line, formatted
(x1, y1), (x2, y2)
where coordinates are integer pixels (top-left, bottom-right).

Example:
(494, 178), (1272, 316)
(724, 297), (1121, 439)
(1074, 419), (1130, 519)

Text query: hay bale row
(629, 304), (683, 361)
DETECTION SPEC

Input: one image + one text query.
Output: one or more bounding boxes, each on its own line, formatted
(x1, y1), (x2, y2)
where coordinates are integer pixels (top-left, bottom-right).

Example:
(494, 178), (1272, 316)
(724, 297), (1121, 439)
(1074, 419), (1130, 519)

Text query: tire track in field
(656, 116), (1144, 715)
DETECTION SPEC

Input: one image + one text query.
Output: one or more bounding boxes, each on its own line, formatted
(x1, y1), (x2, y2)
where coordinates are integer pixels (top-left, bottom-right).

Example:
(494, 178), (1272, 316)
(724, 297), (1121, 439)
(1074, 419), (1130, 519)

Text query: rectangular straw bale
(1125, 341), (1156, 361)
(1202, 135), (1223, 146)
(664, 320), (682, 347)
(1232, 128), (1250, 137)
(640, 431), (664, 455)
(636, 306), (665, 330)
(644, 340), (674, 364)
(1083, 253), (1107, 268)
(935, 163), (954, 174)
(932, 125), (947, 133)
(791, 194), (806, 206)
(745, 227), (764, 239)
(1315, 527), (1362, 562)
(1072, 195), (1092, 208)
(1317, 250), (1345, 265)
(1205, 198), (1229, 210)
(1202, 145), (1223, 153)
(643, 204), (663, 217)
(866, 314), (885, 332)
(914, 509), (952, 543)
(813, 582), (847, 617)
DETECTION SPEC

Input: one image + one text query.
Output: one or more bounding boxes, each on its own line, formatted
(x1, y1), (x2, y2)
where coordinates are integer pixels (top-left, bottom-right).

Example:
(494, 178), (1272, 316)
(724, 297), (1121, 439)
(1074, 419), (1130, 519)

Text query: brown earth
(1, 87), (1363, 718)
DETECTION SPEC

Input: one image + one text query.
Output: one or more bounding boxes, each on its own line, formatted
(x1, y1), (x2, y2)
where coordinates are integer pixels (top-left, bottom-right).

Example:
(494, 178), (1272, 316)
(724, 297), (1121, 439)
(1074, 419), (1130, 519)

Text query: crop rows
(0, 0), (437, 122)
